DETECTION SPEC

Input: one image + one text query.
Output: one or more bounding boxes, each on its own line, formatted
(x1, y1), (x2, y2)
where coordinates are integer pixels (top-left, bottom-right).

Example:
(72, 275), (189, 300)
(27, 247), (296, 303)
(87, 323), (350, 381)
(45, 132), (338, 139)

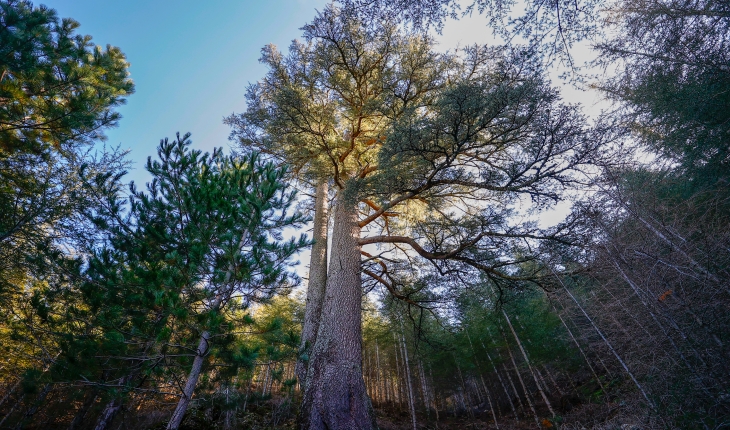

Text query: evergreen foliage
(1, 0), (729, 428)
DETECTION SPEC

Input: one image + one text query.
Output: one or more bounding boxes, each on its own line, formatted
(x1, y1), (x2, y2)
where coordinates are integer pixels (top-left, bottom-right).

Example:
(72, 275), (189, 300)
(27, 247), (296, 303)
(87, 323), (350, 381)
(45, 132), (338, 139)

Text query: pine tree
(17, 134), (308, 430)
(228, 6), (602, 428)
(0, 0), (134, 328)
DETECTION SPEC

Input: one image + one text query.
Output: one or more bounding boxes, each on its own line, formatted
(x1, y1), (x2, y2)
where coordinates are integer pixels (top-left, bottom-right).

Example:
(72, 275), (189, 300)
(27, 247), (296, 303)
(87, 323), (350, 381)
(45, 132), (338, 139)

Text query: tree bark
(400, 325), (417, 430)
(547, 294), (605, 391)
(393, 332), (404, 411)
(166, 331), (211, 430)
(93, 396), (123, 430)
(480, 339), (519, 420)
(502, 309), (556, 418)
(501, 328), (540, 428)
(300, 194), (375, 429)
(465, 330), (499, 428)
(68, 389), (98, 430)
(555, 271), (654, 408)
(166, 230), (249, 430)
(297, 181), (329, 388)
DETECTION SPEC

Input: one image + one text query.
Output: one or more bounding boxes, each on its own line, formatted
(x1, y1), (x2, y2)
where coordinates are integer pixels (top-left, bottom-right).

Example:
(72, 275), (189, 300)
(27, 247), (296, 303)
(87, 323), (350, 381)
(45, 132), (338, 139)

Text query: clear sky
(40, 0), (331, 185)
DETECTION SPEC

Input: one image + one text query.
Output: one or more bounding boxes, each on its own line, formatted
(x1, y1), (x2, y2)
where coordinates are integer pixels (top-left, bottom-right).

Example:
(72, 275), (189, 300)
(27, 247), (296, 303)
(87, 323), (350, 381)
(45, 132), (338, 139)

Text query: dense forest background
(1, 0), (729, 429)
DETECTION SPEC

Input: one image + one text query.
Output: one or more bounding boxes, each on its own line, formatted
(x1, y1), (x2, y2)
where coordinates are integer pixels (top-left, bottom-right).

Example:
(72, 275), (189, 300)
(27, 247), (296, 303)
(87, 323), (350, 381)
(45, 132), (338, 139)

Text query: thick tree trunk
(297, 181), (329, 388)
(300, 194), (375, 430)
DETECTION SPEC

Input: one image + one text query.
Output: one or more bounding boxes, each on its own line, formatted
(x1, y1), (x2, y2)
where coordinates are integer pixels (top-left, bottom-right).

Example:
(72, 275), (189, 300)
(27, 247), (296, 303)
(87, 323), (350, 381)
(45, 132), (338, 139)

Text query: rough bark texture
(297, 181), (329, 388)
(300, 194), (376, 430)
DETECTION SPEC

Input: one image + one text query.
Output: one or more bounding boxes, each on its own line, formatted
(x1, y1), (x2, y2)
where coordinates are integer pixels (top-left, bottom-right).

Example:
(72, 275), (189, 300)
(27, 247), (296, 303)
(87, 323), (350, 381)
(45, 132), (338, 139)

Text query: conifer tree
(20, 134), (308, 430)
(0, 0), (134, 319)
(228, 6), (603, 428)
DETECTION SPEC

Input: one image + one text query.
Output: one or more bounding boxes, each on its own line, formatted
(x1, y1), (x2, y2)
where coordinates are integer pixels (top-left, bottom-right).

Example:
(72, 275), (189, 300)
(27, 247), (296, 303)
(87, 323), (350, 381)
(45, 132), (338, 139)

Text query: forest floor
(373, 403), (647, 430)
(16, 392), (648, 429)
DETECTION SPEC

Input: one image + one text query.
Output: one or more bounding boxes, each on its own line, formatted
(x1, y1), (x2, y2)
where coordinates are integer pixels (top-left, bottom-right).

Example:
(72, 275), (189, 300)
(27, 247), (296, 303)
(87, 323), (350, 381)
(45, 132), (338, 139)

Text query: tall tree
(228, 6), (603, 428)
(0, 0), (133, 313)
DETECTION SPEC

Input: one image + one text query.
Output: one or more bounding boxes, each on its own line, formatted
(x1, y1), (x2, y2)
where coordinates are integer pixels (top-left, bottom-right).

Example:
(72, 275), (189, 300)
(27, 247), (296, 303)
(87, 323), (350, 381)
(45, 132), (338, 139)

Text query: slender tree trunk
(13, 384), (51, 430)
(609, 252), (710, 375)
(0, 397), (20, 428)
(393, 332), (404, 411)
(417, 359), (430, 416)
(501, 363), (525, 417)
(547, 295), (605, 391)
(242, 373), (253, 414)
(297, 181), (329, 387)
(481, 339), (519, 420)
(454, 360), (474, 419)
(93, 396), (123, 430)
(541, 366), (563, 397)
(502, 310), (556, 418)
(375, 340), (383, 405)
(554, 271), (654, 407)
(0, 379), (20, 411)
(166, 331), (211, 430)
(502, 329), (540, 428)
(400, 326), (417, 430)
(166, 230), (249, 430)
(429, 365), (440, 423)
(465, 330), (499, 427)
(68, 389), (98, 430)
(300, 194), (375, 429)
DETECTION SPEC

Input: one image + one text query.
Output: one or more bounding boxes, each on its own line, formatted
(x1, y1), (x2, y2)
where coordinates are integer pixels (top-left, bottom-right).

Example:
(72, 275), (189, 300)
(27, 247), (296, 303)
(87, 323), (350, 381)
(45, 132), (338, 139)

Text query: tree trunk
(465, 330), (499, 428)
(555, 271), (654, 408)
(300, 194), (375, 429)
(502, 329), (540, 428)
(502, 309), (556, 418)
(166, 330), (211, 430)
(68, 389), (97, 430)
(0, 379), (20, 411)
(166, 231), (249, 430)
(393, 332), (404, 411)
(547, 294), (605, 391)
(375, 340), (383, 405)
(12, 383), (50, 430)
(400, 325), (417, 430)
(481, 339), (519, 420)
(297, 181), (329, 388)
(93, 396), (123, 430)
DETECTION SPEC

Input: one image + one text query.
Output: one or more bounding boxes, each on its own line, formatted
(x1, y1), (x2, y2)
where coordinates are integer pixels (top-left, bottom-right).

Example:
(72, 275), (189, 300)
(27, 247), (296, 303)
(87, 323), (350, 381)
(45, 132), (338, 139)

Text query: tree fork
(300, 194), (376, 430)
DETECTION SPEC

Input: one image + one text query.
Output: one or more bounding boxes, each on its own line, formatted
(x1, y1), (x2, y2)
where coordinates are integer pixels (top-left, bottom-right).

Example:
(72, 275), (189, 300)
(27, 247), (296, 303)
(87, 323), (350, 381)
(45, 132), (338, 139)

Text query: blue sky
(39, 1), (600, 189)
(40, 0), (330, 185)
